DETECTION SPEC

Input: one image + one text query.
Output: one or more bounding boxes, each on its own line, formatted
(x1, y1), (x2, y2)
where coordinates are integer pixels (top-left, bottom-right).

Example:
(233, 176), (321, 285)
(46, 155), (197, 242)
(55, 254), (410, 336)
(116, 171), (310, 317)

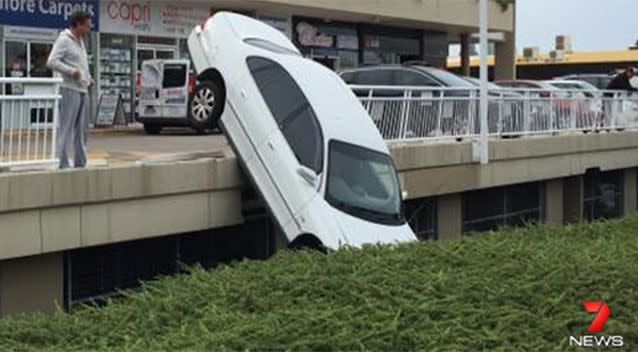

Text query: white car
(187, 12), (416, 250)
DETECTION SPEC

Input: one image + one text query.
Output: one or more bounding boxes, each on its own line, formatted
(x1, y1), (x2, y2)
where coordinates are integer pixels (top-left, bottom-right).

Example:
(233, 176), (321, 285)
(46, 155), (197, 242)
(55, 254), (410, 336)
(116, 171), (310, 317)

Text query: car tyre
(188, 80), (224, 131)
(144, 124), (162, 135)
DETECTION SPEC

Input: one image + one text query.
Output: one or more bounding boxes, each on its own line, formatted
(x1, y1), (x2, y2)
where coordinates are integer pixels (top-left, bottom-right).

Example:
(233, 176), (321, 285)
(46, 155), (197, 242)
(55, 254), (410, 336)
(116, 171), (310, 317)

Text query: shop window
(584, 170), (624, 221)
(463, 182), (545, 233)
(405, 197), (437, 240)
(247, 56), (323, 173)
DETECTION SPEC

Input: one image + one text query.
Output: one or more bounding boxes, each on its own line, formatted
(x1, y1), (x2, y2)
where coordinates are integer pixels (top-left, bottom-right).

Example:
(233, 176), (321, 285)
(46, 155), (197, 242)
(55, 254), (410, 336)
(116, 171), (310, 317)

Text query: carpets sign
(0, 0), (99, 30)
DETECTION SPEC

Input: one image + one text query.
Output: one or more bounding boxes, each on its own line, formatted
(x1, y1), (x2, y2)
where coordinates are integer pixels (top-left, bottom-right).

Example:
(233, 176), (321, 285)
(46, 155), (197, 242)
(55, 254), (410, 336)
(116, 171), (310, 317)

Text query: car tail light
(188, 74), (196, 95)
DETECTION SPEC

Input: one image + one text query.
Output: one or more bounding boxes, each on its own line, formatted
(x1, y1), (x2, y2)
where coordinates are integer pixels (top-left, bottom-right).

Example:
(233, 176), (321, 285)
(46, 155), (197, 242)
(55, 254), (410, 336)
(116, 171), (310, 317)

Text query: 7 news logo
(569, 301), (624, 348)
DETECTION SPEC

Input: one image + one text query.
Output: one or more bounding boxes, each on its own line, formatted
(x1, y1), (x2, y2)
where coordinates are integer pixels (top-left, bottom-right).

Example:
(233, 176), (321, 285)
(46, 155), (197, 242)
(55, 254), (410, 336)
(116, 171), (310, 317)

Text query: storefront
(96, 1), (210, 122)
(292, 17), (427, 69)
(360, 25), (423, 65)
(0, 0), (100, 120)
(292, 17), (359, 70)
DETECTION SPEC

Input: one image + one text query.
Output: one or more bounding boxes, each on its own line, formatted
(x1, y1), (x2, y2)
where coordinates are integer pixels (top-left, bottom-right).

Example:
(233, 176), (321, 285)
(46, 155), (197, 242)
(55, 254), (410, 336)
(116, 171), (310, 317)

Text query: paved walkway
(87, 125), (230, 165)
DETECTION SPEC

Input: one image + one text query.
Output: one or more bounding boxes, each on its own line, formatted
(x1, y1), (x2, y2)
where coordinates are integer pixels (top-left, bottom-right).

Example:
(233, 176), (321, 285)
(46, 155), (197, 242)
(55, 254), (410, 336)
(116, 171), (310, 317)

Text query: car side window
(340, 71), (355, 84)
(394, 69), (439, 86)
(246, 57), (324, 173)
(355, 69), (394, 85)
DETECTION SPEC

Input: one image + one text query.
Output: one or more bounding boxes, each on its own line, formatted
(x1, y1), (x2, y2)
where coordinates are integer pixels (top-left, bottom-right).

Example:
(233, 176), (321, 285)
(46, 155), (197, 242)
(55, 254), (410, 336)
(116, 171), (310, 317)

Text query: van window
(247, 57), (324, 173)
(162, 64), (187, 88)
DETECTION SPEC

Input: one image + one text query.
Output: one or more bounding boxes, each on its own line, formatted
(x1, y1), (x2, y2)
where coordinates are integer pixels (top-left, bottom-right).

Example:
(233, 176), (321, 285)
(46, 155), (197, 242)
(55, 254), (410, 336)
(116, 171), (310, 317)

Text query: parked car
(339, 65), (477, 138)
(546, 79), (599, 97)
(340, 64), (476, 90)
(137, 59), (199, 134)
(496, 80), (573, 131)
(554, 74), (613, 90)
(187, 12), (416, 250)
(545, 80), (603, 129)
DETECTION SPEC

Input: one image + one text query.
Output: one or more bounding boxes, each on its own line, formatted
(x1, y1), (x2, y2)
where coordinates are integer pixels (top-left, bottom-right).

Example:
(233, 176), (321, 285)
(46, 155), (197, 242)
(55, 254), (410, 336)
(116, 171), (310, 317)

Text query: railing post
(51, 82), (60, 161)
(398, 90), (410, 139)
(436, 90), (444, 137)
(478, 0), (489, 164)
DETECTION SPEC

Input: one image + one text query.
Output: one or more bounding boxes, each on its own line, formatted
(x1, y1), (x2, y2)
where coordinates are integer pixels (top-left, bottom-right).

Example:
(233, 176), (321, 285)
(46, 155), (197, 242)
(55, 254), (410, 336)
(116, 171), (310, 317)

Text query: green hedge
(2, 217), (638, 351)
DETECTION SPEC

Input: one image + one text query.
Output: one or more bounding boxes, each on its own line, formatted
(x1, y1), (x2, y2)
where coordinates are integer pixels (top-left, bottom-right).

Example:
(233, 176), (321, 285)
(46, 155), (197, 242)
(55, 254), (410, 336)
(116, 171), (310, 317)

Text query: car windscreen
(424, 68), (475, 88)
(326, 140), (404, 225)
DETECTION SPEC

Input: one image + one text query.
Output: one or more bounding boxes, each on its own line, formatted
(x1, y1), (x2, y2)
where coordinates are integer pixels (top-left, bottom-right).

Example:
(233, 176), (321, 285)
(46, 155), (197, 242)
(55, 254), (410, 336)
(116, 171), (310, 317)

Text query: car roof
(214, 12), (300, 56)
(496, 80), (558, 89)
(276, 55), (389, 154)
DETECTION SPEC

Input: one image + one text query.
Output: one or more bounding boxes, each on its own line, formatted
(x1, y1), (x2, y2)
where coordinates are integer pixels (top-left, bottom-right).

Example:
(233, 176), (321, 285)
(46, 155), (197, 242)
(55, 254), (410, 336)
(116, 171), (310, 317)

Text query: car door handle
(268, 141), (275, 150)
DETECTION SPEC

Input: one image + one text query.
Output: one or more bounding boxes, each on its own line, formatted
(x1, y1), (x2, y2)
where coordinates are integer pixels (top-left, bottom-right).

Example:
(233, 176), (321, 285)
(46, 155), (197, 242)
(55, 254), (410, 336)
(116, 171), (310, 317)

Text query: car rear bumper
(137, 117), (190, 127)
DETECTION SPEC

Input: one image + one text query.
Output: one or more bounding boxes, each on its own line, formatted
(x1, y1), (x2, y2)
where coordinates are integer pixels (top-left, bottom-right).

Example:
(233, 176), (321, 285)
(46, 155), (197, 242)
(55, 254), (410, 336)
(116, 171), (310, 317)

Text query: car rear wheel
(144, 124), (162, 135)
(188, 80), (223, 131)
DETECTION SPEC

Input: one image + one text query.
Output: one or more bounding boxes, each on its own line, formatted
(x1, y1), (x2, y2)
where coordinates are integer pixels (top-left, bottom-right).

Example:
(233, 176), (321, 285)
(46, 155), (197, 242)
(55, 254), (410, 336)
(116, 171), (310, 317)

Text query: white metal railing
(351, 85), (638, 143)
(0, 78), (61, 170)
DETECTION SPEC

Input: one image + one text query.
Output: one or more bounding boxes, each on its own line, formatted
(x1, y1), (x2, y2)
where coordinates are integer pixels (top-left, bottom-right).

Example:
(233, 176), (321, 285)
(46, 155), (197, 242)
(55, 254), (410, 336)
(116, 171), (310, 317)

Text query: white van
(138, 59), (219, 134)
(188, 13), (416, 250)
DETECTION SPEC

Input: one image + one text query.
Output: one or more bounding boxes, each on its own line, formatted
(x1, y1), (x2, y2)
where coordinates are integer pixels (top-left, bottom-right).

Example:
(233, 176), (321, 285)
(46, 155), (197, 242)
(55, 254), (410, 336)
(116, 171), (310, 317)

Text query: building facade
(0, 0), (516, 122)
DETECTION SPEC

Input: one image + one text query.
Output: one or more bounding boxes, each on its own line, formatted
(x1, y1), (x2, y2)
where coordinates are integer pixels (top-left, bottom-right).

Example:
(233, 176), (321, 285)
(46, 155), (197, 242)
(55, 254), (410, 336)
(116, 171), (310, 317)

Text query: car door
(160, 61), (189, 119)
(139, 61), (163, 119)
(246, 57), (323, 230)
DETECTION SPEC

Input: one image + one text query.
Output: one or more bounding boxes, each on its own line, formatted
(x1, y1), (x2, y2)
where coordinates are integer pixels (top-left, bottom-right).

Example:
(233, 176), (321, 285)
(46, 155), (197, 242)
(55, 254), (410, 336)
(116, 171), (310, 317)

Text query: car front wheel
(188, 80), (224, 131)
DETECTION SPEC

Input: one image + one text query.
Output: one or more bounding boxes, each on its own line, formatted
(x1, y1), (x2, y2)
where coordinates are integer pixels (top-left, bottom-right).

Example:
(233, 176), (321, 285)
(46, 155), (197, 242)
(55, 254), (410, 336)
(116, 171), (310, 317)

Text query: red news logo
(583, 301), (611, 332)
(569, 301), (624, 348)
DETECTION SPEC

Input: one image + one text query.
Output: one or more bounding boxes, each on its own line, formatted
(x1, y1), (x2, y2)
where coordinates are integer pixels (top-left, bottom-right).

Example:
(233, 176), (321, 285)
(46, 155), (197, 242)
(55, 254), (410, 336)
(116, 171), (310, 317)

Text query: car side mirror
(297, 166), (318, 188)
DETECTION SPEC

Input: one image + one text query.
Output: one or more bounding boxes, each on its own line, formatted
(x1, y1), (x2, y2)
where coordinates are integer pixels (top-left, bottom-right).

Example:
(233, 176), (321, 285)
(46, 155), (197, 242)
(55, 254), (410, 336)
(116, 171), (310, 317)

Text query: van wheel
(188, 80), (223, 130)
(144, 124), (162, 135)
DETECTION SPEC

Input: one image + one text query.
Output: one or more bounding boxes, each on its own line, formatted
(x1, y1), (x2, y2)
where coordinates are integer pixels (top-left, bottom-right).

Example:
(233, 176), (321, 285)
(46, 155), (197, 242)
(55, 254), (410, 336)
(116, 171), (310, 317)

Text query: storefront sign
(296, 22), (334, 48)
(0, 0), (99, 30)
(4, 25), (58, 41)
(101, 1), (208, 38)
(96, 93), (121, 127)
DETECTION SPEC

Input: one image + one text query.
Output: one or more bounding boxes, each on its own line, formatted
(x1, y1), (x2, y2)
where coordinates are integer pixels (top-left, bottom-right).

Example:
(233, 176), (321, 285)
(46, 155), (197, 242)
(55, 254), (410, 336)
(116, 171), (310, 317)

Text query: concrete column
(624, 168), (637, 215)
(494, 31), (516, 80)
(545, 179), (564, 226)
(563, 176), (584, 224)
(460, 33), (472, 77)
(437, 194), (463, 240)
(0, 253), (64, 316)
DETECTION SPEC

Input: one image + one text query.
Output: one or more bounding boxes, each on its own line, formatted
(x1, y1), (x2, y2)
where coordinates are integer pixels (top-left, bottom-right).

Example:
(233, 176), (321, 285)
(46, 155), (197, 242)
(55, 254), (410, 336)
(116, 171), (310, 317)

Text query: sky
(517, 0), (636, 53)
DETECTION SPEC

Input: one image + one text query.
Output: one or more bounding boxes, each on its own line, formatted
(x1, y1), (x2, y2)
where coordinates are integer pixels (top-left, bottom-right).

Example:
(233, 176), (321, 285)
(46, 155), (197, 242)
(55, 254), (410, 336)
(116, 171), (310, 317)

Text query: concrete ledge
(392, 131), (638, 172)
(396, 132), (638, 199)
(0, 189), (243, 261)
(0, 157), (242, 214)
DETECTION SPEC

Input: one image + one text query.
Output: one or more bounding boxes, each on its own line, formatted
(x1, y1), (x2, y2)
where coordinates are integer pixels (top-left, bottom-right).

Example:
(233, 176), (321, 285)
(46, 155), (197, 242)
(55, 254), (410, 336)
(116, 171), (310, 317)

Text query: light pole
(478, 0), (489, 164)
